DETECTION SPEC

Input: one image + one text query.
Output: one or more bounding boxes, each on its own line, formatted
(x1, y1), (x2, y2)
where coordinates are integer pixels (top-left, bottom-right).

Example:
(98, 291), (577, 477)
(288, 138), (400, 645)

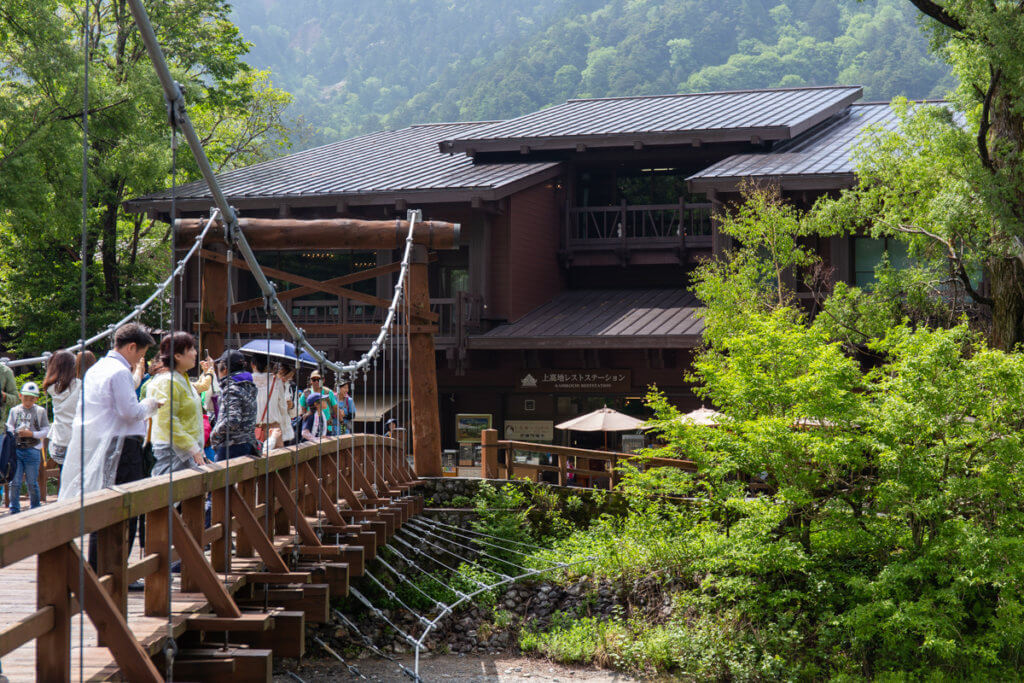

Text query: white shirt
(83, 350), (152, 438)
(46, 378), (81, 448)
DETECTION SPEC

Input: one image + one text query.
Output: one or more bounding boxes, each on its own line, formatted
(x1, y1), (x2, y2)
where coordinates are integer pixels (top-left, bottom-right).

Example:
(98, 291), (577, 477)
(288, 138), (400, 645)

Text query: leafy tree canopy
(0, 0), (292, 355)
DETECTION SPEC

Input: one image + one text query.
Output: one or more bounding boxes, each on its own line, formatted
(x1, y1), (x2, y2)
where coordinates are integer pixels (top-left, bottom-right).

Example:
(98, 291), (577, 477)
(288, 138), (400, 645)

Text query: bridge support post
(408, 245), (442, 477)
(481, 429), (499, 479)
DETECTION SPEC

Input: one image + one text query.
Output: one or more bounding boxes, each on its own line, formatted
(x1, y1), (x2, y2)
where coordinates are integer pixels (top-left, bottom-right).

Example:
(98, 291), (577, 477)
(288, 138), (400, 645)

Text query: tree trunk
(988, 257), (1024, 350)
(101, 200), (120, 303)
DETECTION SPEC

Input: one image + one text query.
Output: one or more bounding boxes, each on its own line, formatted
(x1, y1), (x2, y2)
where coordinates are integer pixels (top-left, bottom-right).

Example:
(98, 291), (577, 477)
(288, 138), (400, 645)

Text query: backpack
(0, 429), (16, 484)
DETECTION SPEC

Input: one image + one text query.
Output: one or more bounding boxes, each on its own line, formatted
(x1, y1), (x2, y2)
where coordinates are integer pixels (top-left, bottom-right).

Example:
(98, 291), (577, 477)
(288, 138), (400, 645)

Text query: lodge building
(127, 85), (905, 453)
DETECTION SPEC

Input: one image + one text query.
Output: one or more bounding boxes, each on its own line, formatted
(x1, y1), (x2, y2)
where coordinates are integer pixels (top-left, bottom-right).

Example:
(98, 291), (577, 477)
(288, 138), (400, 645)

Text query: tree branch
(885, 221), (995, 306)
(906, 0), (966, 32)
(978, 66), (999, 172)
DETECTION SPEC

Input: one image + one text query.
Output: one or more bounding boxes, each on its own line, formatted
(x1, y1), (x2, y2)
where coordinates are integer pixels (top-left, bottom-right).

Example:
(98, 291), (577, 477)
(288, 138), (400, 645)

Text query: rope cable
(77, 1), (89, 677)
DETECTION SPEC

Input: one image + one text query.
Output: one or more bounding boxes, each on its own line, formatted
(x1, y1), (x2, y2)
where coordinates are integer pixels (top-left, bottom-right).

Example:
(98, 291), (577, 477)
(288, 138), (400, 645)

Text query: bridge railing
(479, 429), (696, 490)
(0, 434), (419, 682)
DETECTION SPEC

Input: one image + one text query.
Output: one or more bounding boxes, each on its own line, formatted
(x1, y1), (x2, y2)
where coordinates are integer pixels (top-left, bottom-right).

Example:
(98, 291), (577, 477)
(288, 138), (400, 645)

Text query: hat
(217, 349), (248, 373)
(20, 382), (39, 397)
(384, 418), (397, 428)
(310, 370), (323, 380)
(306, 392), (322, 404)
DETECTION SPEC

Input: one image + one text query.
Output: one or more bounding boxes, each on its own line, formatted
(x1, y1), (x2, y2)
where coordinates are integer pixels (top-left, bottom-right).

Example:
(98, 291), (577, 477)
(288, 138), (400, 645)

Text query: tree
(819, 1), (1024, 349)
(0, 0), (291, 355)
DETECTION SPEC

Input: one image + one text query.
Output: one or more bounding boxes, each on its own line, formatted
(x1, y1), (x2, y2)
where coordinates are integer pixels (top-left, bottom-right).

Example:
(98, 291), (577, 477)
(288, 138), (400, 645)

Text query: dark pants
(214, 442), (256, 461)
(88, 436), (145, 571)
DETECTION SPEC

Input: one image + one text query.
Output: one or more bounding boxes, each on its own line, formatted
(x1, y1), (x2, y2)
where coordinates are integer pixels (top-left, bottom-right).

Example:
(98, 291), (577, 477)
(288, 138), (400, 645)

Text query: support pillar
(408, 245), (442, 477)
(199, 243), (227, 357)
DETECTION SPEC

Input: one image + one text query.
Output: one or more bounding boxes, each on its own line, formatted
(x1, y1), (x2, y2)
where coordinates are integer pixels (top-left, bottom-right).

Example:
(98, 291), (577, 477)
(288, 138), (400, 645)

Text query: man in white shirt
(58, 322), (161, 571)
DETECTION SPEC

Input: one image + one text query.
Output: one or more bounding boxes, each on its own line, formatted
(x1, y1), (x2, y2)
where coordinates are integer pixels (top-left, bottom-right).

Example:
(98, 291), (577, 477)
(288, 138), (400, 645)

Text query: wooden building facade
(126, 85), (914, 452)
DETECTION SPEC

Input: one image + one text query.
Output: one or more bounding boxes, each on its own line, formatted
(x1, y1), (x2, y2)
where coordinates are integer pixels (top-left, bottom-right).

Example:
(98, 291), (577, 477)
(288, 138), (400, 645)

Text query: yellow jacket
(148, 371), (204, 457)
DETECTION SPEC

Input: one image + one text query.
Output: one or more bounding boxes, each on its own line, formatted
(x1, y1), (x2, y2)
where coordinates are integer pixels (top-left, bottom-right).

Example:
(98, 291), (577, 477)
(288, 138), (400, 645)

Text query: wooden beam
(300, 462), (348, 528)
(186, 613), (274, 632)
(201, 248), (393, 312)
(64, 543), (163, 683)
(36, 544), (70, 681)
(144, 508), (170, 617)
(200, 242), (228, 357)
(228, 487), (290, 574)
(0, 606), (54, 659)
(170, 509), (243, 618)
(95, 519), (127, 648)
(230, 255), (437, 313)
(408, 245), (443, 476)
(229, 323), (437, 335)
(272, 472), (321, 546)
(178, 217), (460, 251)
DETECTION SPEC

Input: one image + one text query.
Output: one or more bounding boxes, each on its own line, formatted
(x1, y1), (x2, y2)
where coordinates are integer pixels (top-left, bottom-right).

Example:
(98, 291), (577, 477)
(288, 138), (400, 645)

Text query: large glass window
(853, 237), (911, 288)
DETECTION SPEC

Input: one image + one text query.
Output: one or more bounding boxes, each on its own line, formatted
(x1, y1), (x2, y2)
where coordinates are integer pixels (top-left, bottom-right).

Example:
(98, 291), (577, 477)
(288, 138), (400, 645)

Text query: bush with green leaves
(527, 186), (1024, 678)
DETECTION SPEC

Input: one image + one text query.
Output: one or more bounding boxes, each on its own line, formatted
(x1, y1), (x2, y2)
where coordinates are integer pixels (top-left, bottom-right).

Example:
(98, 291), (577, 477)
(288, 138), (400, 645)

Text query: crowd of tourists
(0, 322), (362, 518)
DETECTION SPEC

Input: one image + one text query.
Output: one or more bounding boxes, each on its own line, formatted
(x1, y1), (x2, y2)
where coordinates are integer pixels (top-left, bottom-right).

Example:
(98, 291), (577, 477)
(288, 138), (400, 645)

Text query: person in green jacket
(0, 361), (17, 426)
(148, 332), (207, 474)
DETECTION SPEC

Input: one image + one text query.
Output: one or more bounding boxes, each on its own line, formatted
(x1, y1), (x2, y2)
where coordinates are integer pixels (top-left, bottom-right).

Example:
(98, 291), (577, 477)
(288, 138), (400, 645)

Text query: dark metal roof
(126, 122), (561, 212)
(471, 289), (703, 350)
(687, 102), (897, 191)
(440, 86), (863, 155)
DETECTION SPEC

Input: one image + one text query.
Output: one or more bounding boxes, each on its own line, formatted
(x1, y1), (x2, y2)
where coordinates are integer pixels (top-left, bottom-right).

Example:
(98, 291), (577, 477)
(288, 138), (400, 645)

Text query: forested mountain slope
(231, 0), (953, 148)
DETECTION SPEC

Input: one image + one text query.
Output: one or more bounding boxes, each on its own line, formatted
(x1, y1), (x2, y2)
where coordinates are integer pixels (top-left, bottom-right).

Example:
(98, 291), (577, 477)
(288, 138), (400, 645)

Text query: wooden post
(408, 245), (442, 476)
(180, 495), (205, 593)
(95, 520), (127, 646)
(37, 543), (71, 682)
(505, 445), (514, 480)
(200, 242), (228, 357)
(144, 508), (170, 617)
(236, 479), (256, 558)
(558, 453), (567, 487)
(481, 429), (498, 479)
(211, 487), (230, 573)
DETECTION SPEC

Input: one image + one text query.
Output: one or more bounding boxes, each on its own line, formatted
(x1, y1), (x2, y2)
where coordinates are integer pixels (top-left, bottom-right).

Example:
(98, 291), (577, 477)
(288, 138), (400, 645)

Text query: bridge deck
(0, 507), (296, 682)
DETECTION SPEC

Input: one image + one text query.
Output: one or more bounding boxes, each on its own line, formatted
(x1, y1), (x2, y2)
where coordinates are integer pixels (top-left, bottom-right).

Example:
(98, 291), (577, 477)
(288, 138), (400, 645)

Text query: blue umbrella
(239, 339), (318, 367)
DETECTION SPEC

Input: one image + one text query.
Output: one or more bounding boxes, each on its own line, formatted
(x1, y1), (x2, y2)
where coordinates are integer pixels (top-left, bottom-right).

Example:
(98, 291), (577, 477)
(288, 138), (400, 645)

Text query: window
(853, 237), (911, 288)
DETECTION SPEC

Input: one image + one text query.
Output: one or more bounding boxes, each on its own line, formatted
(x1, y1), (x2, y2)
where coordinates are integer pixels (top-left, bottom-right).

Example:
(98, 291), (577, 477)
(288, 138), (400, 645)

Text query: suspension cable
(77, 1), (89, 678)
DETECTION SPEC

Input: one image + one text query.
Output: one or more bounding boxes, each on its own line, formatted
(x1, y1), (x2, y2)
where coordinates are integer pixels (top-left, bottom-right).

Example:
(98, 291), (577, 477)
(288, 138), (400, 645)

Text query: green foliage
(519, 608), (790, 678)
(471, 481), (573, 554)
(527, 167), (1024, 676)
(0, 0), (292, 356)
(230, 0), (950, 149)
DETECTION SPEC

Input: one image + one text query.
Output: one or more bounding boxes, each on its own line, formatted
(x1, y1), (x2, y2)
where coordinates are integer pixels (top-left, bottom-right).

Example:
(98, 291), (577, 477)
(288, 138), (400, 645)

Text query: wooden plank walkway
(0, 508), (281, 682)
(0, 437), (422, 682)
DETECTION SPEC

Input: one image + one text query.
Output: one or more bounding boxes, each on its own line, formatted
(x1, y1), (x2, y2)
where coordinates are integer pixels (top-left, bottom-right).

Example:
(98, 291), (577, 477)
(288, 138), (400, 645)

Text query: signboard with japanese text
(504, 420), (554, 442)
(516, 370), (631, 393)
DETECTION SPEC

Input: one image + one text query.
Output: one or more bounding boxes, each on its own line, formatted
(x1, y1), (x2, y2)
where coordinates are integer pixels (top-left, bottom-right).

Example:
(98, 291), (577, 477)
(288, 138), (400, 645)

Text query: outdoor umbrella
(556, 406), (645, 449)
(679, 406), (724, 426)
(239, 339), (318, 367)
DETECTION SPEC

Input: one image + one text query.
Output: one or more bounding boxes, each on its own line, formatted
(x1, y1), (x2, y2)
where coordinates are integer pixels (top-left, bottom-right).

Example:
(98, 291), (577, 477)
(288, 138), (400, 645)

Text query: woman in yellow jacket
(147, 332), (207, 474)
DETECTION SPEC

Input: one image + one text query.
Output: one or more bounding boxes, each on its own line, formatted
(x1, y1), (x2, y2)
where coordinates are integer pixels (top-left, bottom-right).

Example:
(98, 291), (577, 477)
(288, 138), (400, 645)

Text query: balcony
(564, 202), (713, 266)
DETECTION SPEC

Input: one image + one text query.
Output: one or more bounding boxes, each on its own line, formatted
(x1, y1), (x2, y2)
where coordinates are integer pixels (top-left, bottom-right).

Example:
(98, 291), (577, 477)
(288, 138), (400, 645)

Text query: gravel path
(274, 654), (644, 682)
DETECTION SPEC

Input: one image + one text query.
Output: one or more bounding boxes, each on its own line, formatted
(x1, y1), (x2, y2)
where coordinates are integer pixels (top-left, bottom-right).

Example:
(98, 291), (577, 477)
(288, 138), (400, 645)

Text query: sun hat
(306, 392), (322, 404)
(20, 382), (39, 397)
(310, 370), (323, 380)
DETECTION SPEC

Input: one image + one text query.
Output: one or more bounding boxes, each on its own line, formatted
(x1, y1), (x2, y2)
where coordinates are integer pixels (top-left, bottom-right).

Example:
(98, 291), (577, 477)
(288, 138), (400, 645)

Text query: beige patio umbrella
(556, 406), (645, 449)
(679, 406), (724, 426)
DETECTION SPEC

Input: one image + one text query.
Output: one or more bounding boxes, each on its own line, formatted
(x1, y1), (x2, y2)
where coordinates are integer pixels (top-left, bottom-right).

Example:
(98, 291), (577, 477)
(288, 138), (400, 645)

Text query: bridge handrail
(0, 435), (393, 569)
(0, 432), (415, 680)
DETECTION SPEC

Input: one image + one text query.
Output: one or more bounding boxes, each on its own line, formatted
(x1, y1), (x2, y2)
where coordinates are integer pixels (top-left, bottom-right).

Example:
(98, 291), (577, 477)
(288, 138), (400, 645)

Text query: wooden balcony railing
(479, 430), (696, 490)
(566, 202), (713, 248)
